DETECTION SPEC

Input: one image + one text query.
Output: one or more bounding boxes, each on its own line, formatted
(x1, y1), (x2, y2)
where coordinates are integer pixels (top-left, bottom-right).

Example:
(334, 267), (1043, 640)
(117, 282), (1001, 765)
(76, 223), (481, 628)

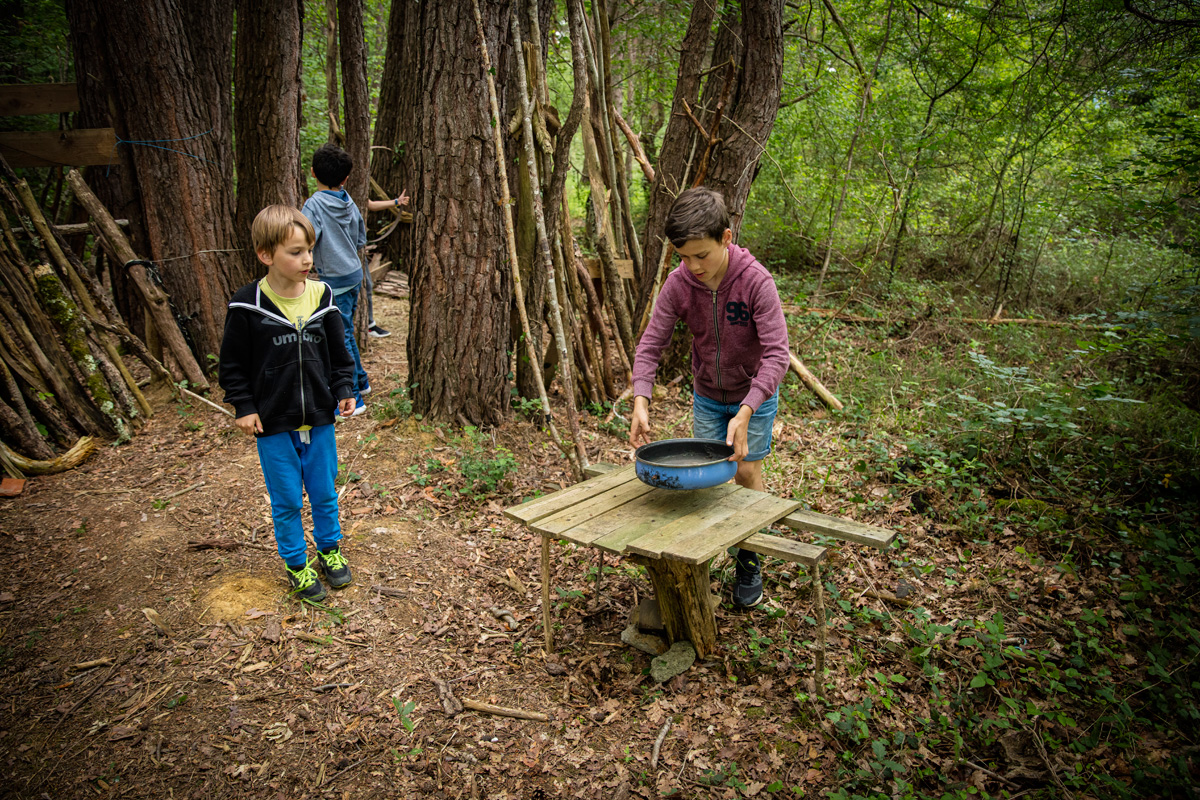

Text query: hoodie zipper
(711, 289), (725, 403)
(296, 315), (307, 428)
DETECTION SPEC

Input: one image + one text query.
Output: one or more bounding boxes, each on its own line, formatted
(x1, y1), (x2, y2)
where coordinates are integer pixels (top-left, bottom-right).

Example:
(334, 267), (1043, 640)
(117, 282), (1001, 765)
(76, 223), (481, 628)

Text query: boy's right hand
(235, 413), (263, 436)
(629, 396), (652, 449)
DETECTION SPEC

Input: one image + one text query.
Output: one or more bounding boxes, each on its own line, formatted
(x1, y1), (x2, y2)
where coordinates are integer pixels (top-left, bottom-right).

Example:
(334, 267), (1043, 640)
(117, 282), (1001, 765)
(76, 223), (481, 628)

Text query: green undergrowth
(760, 266), (1199, 797)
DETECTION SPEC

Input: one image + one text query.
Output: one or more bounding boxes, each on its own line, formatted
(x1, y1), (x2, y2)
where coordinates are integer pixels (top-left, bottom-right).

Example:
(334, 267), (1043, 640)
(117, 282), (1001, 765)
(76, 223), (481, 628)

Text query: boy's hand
(396, 190), (409, 207)
(726, 405), (753, 462)
(235, 413), (263, 436)
(338, 397), (357, 417)
(629, 396), (653, 449)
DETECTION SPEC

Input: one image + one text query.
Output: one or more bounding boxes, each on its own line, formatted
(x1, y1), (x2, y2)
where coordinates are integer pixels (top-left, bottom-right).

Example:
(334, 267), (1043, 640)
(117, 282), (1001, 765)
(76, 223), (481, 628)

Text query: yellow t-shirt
(259, 279), (325, 431)
(259, 278), (323, 329)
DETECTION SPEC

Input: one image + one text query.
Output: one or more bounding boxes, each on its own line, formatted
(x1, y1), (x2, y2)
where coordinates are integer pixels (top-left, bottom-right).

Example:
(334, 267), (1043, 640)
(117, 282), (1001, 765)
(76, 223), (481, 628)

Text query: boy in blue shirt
(219, 205), (357, 602)
(302, 144), (370, 414)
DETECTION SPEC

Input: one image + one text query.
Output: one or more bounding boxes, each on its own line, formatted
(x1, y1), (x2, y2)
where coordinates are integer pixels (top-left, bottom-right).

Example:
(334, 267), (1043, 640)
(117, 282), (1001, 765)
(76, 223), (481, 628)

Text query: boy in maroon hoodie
(630, 187), (791, 607)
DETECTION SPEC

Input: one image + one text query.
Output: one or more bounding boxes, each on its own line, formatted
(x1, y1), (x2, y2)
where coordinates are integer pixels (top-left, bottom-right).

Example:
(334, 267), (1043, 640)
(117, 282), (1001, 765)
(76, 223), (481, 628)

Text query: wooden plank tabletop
(503, 465), (638, 524)
(505, 463), (896, 567)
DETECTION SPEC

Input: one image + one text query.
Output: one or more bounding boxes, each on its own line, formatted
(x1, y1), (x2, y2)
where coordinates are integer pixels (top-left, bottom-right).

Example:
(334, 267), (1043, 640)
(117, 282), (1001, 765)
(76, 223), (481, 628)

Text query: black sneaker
(731, 548), (763, 607)
(368, 323), (391, 338)
(286, 560), (327, 603)
(317, 546), (352, 589)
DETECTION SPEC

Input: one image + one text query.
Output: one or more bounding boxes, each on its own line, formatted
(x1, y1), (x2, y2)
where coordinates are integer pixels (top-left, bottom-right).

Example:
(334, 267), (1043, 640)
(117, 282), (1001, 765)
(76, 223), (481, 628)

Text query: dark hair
(311, 143), (353, 187)
(665, 187), (730, 247)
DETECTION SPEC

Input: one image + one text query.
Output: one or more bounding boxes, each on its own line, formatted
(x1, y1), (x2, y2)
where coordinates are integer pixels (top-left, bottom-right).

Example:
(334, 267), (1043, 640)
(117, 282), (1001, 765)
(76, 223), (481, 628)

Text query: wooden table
(505, 464), (894, 658)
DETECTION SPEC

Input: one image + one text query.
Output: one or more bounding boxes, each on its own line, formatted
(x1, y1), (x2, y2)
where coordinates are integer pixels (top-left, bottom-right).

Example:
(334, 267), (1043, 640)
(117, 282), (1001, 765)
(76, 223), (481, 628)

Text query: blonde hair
(251, 205), (316, 255)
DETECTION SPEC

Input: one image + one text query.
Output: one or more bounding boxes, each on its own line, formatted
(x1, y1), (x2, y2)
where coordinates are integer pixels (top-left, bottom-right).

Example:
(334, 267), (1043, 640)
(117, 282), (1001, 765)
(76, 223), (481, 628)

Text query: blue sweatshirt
(301, 189), (367, 293)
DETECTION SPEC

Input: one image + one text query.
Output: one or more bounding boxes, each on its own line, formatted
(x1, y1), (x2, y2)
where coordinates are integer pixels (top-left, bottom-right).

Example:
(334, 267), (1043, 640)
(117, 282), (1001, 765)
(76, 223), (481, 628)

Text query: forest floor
(0, 290), (1192, 799)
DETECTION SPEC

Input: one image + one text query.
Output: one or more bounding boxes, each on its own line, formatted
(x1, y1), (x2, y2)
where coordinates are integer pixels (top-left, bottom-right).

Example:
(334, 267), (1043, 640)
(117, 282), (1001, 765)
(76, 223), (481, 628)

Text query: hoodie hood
(676, 243), (755, 294)
(301, 190), (367, 291)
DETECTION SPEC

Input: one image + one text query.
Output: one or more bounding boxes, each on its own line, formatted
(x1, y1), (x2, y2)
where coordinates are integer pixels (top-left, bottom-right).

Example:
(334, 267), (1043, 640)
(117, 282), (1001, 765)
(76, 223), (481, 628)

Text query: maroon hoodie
(632, 244), (790, 412)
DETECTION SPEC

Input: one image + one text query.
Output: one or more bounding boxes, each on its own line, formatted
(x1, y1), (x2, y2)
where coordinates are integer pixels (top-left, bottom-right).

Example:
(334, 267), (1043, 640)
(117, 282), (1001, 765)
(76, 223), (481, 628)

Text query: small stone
(650, 641), (696, 683)
(621, 622), (668, 656)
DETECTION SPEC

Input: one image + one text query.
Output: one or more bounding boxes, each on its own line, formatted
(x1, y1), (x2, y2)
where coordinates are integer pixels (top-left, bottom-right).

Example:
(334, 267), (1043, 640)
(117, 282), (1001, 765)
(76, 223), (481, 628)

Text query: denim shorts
(692, 390), (779, 462)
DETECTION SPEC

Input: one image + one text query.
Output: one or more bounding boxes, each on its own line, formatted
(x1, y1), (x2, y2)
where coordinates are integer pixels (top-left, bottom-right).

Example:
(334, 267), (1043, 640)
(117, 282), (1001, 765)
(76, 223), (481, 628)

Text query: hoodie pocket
(303, 357), (336, 414)
(256, 362), (299, 423)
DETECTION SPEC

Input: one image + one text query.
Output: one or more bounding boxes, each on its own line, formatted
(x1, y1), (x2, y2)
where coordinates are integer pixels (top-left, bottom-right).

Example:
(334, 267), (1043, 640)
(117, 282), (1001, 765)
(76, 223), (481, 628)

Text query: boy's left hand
(338, 397), (357, 416)
(726, 406), (753, 462)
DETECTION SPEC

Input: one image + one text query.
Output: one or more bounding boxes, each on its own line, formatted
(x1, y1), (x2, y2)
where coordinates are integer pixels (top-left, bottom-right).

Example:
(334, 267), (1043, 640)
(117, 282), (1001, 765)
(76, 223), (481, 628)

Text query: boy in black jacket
(219, 205), (357, 602)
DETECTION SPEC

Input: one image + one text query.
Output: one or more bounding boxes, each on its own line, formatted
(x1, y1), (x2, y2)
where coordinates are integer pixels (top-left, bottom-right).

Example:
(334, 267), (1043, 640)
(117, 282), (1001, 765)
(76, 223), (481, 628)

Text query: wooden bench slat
(583, 484), (738, 552)
(738, 532), (828, 566)
(582, 462), (618, 478)
(661, 494), (801, 565)
(780, 509), (896, 550)
(504, 465), (637, 524)
(624, 484), (753, 561)
(532, 478), (656, 537)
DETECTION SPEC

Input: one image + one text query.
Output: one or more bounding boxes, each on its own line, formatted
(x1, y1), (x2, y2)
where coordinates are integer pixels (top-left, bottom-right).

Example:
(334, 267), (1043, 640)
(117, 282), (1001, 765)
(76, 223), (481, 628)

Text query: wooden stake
(810, 563), (826, 697)
(541, 534), (553, 653)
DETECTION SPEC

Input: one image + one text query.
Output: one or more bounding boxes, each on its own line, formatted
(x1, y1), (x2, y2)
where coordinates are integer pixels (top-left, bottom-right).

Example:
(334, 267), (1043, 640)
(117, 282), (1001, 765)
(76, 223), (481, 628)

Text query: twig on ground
(651, 719), (672, 768)
(964, 759), (1020, 789)
(461, 698), (548, 721)
(312, 682), (356, 693)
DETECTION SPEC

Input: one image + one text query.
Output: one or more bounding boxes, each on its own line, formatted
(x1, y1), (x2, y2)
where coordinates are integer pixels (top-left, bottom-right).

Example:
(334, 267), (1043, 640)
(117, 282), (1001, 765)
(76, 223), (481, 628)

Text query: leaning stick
(67, 170), (209, 391)
(510, 10), (588, 475)
(461, 698), (548, 722)
(470, 0), (576, 472)
(789, 352), (844, 411)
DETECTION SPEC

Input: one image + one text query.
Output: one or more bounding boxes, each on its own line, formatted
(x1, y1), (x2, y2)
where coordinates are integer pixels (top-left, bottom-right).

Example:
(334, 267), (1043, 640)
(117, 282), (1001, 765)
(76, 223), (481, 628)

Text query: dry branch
(788, 352), (844, 411)
(0, 436), (96, 476)
(461, 698), (548, 722)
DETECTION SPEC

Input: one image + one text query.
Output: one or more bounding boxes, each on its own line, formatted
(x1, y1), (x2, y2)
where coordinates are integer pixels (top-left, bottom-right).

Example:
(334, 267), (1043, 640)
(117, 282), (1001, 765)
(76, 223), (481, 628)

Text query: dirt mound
(200, 573), (283, 622)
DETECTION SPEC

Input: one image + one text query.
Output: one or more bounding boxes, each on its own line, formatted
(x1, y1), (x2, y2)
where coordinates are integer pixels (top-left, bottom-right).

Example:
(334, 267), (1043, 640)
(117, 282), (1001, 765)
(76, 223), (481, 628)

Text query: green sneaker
(317, 546), (352, 589)
(285, 560), (327, 603)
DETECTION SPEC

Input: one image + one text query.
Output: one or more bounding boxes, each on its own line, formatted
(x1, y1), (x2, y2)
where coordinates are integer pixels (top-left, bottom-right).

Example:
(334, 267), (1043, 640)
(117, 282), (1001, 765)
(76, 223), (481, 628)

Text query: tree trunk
(65, 0), (245, 364)
(367, 0), (415, 277)
(338, 0), (371, 211)
(633, 0), (784, 326)
(234, 0), (305, 274)
(379, 0), (513, 424)
(324, 0), (342, 143)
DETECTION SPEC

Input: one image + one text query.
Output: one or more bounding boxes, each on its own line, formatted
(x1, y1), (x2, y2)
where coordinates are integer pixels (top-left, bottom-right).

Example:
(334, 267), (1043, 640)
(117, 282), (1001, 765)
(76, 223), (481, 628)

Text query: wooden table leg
(639, 556), (717, 659)
(810, 562), (826, 697)
(541, 535), (553, 653)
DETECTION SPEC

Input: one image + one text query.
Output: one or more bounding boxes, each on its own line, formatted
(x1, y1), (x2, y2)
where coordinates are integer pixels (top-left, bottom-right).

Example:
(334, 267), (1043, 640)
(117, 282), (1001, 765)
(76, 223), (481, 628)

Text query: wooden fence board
(0, 83), (79, 116)
(0, 128), (117, 167)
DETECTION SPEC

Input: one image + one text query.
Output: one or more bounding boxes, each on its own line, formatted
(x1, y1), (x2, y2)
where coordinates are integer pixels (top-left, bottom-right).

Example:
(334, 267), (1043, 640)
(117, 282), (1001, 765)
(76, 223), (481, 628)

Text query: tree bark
(380, 0), (514, 424)
(633, 0), (784, 326)
(65, 0), (245, 363)
(235, 0), (305, 274)
(325, 0), (343, 144)
(338, 0), (371, 211)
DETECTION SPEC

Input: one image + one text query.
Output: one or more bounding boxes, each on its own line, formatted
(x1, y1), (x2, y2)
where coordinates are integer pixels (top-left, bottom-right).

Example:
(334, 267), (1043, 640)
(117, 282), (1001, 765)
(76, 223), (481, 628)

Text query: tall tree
(65, 0), (245, 363)
(338, 0), (370, 210)
(234, 0), (306, 274)
(633, 0), (784, 326)
(371, 0), (514, 424)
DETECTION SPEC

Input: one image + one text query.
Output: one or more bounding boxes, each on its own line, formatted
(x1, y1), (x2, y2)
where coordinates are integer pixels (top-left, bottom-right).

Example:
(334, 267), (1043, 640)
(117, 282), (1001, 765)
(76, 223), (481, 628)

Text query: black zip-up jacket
(218, 281), (355, 437)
